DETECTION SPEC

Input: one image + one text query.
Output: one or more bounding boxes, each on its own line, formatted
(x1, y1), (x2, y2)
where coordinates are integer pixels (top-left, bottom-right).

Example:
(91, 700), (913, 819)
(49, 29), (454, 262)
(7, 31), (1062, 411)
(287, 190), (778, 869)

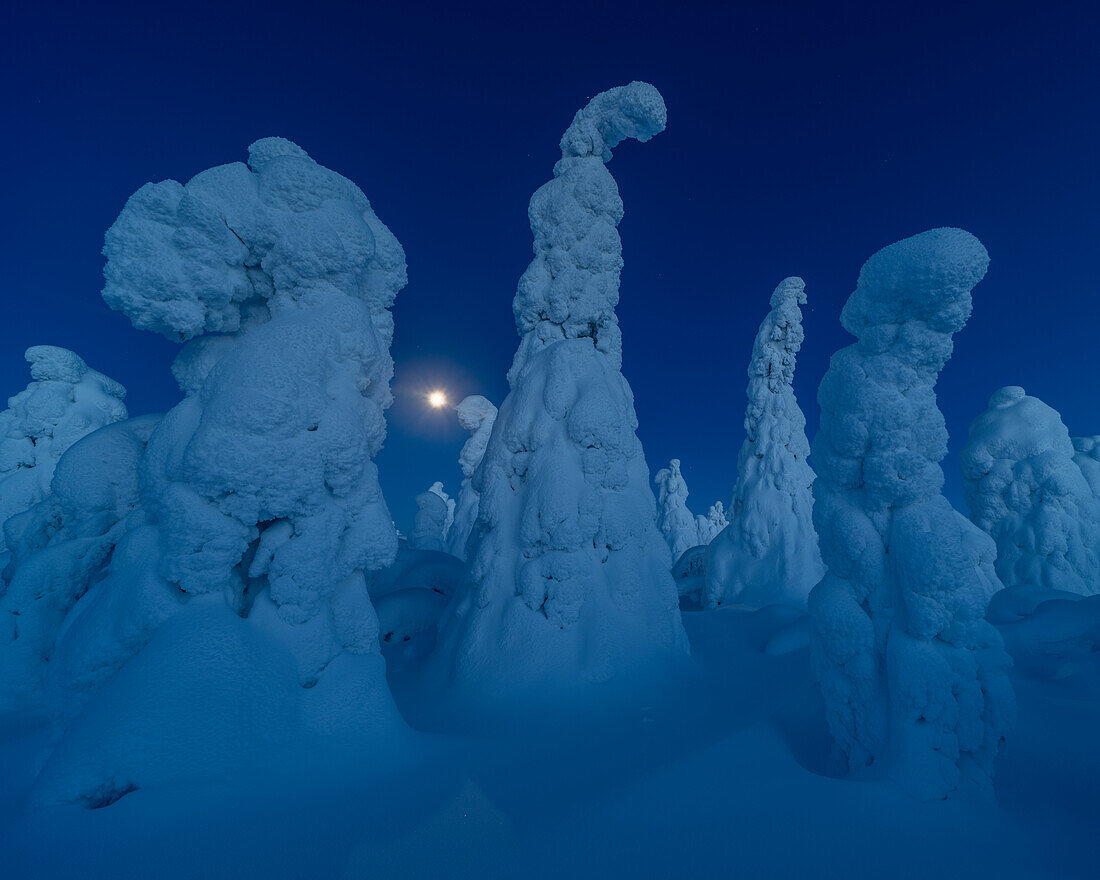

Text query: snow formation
(433, 82), (687, 693)
(446, 395), (497, 560)
(655, 459), (701, 560)
(0, 347), (128, 573)
(704, 277), (822, 609)
(808, 229), (1015, 800)
(695, 501), (728, 545)
(408, 486), (449, 552)
(2, 138), (408, 802)
(961, 387), (1100, 596)
(428, 481), (455, 540)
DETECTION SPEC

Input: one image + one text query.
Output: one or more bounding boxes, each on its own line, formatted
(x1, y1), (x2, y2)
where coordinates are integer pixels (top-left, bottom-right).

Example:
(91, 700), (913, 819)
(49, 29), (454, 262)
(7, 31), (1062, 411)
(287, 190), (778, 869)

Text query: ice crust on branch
(433, 83), (687, 692)
(961, 387), (1100, 596)
(704, 277), (822, 609)
(808, 229), (1014, 800)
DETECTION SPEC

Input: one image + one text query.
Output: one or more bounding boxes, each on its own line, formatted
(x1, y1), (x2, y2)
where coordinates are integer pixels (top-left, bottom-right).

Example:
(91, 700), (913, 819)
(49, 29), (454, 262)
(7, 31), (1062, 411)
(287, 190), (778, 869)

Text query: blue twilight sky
(2, 1), (1098, 531)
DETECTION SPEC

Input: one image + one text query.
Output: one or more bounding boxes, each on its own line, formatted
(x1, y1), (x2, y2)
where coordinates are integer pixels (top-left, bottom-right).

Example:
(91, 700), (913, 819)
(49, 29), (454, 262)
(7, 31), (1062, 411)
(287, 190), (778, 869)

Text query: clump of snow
(961, 387), (1100, 596)
(0, 347), (128, 573)
(408, 487), (449, 552)
(428, 481), (455, 540)
(432, 83), (687, 694)
(705, 278), (822, 609)
(808, 229), (1015, 800)
(695, 501), (728, 545)
(654, 459), (701, 560)
(447, 395), (497, 560)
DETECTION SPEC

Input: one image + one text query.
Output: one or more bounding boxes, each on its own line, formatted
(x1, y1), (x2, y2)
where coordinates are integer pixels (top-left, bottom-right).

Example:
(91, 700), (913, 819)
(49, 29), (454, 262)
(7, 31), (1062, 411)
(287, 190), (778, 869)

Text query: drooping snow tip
(961, 386), (1100, 596)
(704, 277), (822, 610)
(808, 229), (1015, 801)
(431, 84), (687, 694)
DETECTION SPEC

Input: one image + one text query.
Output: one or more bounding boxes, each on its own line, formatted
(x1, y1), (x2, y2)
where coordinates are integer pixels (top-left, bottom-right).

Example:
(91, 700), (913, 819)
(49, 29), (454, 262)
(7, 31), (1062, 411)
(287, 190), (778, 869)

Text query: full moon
(428, 390), (447, 408)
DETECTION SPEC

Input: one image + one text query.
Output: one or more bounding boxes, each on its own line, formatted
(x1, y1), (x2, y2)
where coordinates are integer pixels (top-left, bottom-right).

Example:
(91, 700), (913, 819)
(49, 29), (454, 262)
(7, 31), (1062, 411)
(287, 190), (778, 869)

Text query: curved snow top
(455, 395), (497, 479)
(103, 137), (407, 343)
(841, 228), (989, 349)
(559, 81), (667, 162)
(964, 386), (1076, 468)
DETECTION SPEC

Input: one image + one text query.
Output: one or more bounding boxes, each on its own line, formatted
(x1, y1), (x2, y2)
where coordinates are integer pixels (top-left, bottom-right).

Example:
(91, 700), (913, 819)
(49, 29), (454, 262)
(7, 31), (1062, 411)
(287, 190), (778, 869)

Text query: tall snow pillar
(809, 229), (1014, 800)
(704, 277), (822, 608)
(433, 82), (688, 693)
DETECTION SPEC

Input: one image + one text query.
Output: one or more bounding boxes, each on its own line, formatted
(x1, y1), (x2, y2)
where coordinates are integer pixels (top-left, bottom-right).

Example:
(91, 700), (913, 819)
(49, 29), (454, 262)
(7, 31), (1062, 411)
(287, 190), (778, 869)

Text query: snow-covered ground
(1, 602), (1095, 879)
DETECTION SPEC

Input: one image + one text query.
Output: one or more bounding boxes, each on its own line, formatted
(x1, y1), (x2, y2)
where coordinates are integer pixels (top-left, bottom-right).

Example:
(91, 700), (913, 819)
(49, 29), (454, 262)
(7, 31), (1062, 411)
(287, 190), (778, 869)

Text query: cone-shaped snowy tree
(0, 347), (128, 573)
(704, 278), (822, 609)
(655, 459), (701, 560)
(809, 229), (1014, 800)
(433, 83), (688, 692)
(447, 395), (497, 560)
(961, 387), (1100, 596)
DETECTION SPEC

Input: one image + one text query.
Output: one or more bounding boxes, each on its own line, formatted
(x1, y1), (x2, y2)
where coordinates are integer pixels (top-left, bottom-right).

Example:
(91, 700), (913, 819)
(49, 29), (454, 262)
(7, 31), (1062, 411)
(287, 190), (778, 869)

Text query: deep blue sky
(3, 1), (1098, 530)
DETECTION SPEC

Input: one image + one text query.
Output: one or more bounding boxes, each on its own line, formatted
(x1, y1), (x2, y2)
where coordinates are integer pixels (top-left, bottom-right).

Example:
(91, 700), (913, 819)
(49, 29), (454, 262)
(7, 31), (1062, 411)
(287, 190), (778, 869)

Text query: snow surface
(431, 83), (687, 697)
(961, 386), (1100, 595)
(705, 277), (823, 609)
(809, 229), (1015, 800)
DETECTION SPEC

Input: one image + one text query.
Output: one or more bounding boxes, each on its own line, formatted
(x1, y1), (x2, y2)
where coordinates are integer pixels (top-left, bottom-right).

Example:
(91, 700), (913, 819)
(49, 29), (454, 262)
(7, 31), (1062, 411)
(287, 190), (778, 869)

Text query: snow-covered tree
(695, 501), (728, 545)
(447, 395), (497, 560)
(655, 459), (701, 560)
(408, 487), (448, 552)
(961, 387), (1100, 596)
(432, 83), (688, 692)
(704, 277), (822, 609)
(1072, 435), (1100, 500)
(809, 229), (1014, 800)
(0, 346), (127, 573)
(428, 481), (455, 540)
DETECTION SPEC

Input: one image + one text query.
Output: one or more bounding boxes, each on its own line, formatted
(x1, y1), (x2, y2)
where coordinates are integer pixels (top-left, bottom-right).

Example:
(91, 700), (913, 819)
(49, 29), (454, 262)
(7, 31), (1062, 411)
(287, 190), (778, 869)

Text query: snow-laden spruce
(809, 229), (1014, 800)
(695, 501), (728, 545)
(446, 395), (497, 560)
(408, 486), (449, 552)
(704, 278), (822, 609)
(0, 347), (127, 574)
(13, 139), (408, 804)
(428, 481), (455, 541)
(433, 83), (688, 692)
(961, 387), (1100, 596)
(655, 459), (701, 560)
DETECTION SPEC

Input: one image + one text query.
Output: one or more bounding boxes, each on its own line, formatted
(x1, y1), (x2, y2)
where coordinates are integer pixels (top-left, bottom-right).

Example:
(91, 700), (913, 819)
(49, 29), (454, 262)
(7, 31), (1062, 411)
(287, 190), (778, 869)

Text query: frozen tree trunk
(447, 395), (497, 560)
(809, 229), (1015, 800)
(655, 459), (701, 560)
(961, 387), (1100, 596)
(704, 278), (822, 609)
(433, 83), (687, 692)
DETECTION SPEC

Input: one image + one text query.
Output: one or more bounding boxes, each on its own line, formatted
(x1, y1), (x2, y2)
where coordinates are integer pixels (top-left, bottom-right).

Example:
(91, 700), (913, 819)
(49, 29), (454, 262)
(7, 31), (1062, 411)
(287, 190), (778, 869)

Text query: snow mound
(808, 229), (1015, 800)
(961, 387), (1100, 596)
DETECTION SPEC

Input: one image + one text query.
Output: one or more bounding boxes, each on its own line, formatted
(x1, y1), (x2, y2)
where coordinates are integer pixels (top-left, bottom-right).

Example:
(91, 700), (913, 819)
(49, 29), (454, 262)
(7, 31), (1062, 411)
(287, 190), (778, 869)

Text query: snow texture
(808, 229), (1015, 800)
(654, 459), (701, 560)
(705, 278), (822, 609)
(961, 387), (1100, 596)
(428, 481), (455, 540)
(432, 83), (687, 693)
(447, 395), (497, 560)
(0, 347), (127, 573)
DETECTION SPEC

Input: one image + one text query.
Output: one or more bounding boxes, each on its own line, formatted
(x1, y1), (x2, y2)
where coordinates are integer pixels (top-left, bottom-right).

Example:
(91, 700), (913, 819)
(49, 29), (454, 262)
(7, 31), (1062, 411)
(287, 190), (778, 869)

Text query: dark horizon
(3, 0), (1098, 530)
